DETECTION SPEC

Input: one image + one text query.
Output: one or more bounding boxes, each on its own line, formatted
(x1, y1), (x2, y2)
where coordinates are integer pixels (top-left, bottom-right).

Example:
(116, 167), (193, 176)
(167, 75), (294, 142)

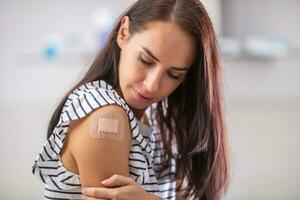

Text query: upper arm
(68, 105), (132, 187)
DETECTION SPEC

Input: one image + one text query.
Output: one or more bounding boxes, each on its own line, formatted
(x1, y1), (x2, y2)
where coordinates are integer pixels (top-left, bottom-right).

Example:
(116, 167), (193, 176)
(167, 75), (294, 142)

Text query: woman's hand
(81, 174), (161, 200)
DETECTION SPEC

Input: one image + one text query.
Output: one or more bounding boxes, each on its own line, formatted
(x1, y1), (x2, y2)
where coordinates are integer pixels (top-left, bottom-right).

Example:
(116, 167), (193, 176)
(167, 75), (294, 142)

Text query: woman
(32, 0), (230, 199)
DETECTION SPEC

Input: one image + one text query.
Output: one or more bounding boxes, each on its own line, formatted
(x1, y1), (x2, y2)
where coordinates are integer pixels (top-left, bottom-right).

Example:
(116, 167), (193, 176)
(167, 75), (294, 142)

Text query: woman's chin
(128, 101), (149, 110)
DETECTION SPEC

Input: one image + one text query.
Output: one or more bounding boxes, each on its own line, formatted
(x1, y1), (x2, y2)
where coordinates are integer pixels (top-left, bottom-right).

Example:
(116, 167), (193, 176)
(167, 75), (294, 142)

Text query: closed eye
(168, 73), (180, 80)
(167, 72), (182, 80)
(138, 52), (185, 80)
(138, 55), (154, 66)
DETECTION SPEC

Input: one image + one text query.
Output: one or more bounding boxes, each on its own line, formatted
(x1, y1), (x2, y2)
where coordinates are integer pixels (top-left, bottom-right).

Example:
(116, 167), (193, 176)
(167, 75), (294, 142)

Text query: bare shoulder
(68, 104), (131, 142)
(64, 105), (132, 186)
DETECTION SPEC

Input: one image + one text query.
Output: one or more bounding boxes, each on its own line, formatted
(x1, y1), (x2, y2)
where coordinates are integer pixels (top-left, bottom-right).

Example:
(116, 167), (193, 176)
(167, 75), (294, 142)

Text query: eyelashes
(138, 55), (181, 80)
(167, 71), (181, 80)
(139, 56), (153, 66)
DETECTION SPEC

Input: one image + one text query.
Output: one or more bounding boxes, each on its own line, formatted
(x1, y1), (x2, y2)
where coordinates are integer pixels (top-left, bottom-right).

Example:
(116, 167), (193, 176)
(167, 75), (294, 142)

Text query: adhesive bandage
(90, 112), (126, 141)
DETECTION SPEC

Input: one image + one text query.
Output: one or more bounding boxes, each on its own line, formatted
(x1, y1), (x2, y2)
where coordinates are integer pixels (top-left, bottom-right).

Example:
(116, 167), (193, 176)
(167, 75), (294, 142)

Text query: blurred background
(0, 0), (299, 199)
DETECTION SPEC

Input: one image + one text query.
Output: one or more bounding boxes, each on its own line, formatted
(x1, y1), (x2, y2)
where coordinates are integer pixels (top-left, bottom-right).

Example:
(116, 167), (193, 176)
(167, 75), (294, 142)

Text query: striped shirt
(32, 80), (177, 200)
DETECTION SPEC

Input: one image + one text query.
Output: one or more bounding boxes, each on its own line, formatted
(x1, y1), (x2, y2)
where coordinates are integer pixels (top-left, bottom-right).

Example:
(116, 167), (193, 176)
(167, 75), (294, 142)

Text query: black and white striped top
(32, 80), (177, 200)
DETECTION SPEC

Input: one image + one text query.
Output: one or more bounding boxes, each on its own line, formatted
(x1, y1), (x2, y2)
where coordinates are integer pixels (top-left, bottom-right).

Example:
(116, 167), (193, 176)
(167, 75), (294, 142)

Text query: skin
(61, 16), (196, 200)
(60, 105), (131, 186)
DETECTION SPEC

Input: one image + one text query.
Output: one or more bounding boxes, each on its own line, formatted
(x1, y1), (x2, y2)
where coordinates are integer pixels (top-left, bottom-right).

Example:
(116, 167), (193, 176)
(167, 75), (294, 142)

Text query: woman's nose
(143, 70), (162, 94)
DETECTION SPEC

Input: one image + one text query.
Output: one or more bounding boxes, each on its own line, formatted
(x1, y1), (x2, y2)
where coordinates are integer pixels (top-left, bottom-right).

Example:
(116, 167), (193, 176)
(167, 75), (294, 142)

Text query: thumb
(101, 174), (134, 187)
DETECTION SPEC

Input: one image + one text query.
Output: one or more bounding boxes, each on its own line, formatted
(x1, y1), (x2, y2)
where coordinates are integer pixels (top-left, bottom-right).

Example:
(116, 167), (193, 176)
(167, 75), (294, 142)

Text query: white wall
(222, 0), (300, 199)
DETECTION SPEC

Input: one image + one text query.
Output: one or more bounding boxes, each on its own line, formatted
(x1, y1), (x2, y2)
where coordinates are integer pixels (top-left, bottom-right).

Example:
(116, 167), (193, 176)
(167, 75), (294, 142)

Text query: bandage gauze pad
(90, 112), (125, 141)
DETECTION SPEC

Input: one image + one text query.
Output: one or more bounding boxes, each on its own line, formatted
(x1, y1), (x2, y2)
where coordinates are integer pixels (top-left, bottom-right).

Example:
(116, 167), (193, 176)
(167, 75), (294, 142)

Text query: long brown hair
(47, 0), (230, 199)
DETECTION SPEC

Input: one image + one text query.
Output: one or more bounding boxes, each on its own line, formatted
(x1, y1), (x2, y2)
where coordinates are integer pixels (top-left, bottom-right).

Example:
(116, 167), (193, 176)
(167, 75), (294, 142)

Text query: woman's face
(117, 16), (196, 111)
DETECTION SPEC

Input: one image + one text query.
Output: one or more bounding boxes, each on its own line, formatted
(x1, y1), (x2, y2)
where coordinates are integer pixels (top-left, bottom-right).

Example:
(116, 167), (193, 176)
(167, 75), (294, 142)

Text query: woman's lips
(133, 88), (153, 102)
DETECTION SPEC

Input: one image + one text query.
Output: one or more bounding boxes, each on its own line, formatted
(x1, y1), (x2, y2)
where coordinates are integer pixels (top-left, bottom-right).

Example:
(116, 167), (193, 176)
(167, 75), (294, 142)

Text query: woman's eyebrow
(141, 45), (190, 71)
(141, 45), (160, 62)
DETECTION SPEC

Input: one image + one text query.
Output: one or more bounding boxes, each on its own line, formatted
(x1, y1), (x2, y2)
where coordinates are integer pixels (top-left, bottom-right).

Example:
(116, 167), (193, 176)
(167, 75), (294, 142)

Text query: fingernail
(81, 188), (86, 194)
(101, 179), (108, 184)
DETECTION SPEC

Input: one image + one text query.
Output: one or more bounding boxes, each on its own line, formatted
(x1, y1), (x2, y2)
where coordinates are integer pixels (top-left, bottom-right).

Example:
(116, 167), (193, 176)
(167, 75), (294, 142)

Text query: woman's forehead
(133, 21), (196, 66)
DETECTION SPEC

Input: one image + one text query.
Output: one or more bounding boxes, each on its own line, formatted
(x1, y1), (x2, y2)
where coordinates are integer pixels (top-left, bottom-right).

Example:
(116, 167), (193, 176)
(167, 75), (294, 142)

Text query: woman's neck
(130, 107), (145, 121)
(132, 107), (150, 126)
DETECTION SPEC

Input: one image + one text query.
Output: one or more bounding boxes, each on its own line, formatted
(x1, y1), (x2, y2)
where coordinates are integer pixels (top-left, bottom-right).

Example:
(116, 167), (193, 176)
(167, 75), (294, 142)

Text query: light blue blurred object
(41, 32), (97, 62)
(40, 8), (115, 62)
(43, 43), (59, 60)
(244, 36), (292, 59)
(219, 37), (242, 58)
(42, 35), (62, 61)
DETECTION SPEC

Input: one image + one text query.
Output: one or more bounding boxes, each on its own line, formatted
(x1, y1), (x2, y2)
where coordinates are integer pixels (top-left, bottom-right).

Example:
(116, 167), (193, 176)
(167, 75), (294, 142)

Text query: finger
(81, 187), (114, 199)
(82, 195), (108, 200)
(101, 174), (134, 187)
